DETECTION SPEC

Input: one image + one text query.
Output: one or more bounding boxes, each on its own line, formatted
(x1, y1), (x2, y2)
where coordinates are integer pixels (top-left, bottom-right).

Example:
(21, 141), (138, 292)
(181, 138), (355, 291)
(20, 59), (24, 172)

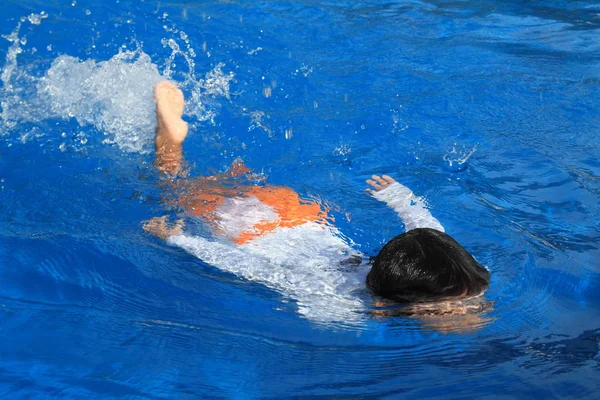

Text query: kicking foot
(154, 81), (188, 145)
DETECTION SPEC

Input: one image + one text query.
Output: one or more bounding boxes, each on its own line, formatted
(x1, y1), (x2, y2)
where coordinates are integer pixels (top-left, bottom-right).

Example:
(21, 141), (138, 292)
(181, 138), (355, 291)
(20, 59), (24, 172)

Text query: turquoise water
(1, 0), (599, 398)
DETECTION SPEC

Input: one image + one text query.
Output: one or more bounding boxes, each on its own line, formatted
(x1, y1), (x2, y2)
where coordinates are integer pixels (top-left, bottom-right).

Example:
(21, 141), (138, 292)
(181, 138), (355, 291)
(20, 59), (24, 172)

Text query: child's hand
(143, 216), (184, 239)
(366, 175), (396, 194)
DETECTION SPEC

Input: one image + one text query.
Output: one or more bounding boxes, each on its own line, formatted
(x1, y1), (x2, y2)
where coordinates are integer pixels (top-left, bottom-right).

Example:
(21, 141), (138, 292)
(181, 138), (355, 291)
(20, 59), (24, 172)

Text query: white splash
(200, 62), (235, 99)
(36, 48), (163, 153)
(27, 12), (48, 25)
(1, 12), (49, 130)
(333, 142), (352, 157)
(1, 13), (235, 153)
(160, 24), (235, 125)
(443, 144), (478, 172)
(247, 47), (262, 55)
(247, 110), (273, 137)
(293, 64), (313, 77)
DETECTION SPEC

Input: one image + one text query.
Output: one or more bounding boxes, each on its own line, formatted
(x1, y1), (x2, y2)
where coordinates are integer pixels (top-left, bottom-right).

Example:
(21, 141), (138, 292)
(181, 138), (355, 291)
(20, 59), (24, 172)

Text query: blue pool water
(1, 0), (599, 398)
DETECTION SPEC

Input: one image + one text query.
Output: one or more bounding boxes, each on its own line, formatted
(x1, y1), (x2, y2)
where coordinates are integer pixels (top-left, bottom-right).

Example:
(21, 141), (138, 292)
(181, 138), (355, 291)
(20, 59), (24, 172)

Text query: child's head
(367, 228), (490, 303)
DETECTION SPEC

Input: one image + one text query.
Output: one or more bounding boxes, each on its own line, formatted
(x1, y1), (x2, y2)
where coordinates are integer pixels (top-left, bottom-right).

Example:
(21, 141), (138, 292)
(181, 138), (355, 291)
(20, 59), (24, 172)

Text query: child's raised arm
(366, 175), (445, 232)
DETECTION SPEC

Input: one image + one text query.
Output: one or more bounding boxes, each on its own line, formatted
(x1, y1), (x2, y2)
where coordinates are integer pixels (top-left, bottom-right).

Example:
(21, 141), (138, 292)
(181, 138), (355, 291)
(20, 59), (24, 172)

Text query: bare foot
(366, 175), (396, 194)
(154, 81), (188, 174)
(154, 81), (188, 145)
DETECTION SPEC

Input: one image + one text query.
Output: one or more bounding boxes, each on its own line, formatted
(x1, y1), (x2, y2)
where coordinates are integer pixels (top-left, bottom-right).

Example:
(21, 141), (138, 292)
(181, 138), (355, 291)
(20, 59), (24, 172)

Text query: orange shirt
(180, 183), (327, 245)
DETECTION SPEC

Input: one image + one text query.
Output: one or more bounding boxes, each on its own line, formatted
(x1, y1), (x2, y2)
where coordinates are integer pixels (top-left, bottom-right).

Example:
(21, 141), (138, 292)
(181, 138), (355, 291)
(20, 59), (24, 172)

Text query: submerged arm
(143, 216), (185, 240)
(366, 175), (444, 232)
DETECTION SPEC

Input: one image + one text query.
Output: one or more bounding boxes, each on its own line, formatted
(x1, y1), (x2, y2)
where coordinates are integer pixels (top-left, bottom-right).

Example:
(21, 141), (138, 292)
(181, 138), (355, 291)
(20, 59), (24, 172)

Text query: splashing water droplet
(333, 143), (352, 157)
(442, 144), (478, 172)
(391, 108), (409, 133)
(27, 12), (48, 25)
(1, 14), (235, 153)
(248, 111), (272, 137)
(0, 13), (48, 98)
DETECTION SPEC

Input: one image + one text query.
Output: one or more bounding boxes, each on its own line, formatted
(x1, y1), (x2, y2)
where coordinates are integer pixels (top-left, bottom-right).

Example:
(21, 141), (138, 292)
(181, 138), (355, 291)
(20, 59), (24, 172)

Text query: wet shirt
(170, 180), (445, 323)
(182, 184), (328, 245)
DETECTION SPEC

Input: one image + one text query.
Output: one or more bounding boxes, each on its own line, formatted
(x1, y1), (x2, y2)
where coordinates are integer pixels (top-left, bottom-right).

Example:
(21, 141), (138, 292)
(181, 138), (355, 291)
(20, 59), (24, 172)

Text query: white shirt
(168, 182), (443, 323)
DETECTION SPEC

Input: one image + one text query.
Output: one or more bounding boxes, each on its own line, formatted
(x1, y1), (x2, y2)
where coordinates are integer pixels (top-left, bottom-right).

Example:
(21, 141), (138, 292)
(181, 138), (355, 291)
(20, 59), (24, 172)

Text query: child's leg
(154, 81), (189, 175)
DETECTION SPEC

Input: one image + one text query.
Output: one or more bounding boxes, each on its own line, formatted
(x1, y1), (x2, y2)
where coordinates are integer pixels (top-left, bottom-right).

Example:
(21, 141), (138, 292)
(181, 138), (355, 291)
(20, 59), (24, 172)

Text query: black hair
(366, 228), (490, 303)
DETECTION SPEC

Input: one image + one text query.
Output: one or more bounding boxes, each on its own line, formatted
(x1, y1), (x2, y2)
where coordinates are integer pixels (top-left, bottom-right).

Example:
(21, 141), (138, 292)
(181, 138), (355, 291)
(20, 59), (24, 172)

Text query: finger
(366, 179), (381, 189)
(381, 175), (396, 184)
(365, 189), (374, 195)
(372, 175), (388, 187)
(366, 179), (383, 190)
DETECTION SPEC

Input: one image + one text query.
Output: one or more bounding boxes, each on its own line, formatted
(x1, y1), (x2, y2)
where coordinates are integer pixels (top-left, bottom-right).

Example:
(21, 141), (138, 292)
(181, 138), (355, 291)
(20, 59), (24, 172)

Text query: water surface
(1, 0), (599, 398)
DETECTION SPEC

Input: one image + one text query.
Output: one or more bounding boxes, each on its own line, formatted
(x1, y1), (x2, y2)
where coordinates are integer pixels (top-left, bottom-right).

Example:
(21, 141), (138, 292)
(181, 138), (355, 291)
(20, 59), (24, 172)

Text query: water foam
(36, 49), (163, 153)
(1, 13), (235, 153)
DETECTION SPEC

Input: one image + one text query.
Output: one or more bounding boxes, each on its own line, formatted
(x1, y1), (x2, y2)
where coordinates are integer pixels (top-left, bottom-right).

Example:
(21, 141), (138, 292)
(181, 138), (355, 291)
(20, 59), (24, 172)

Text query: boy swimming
(144, 81), (491, 322)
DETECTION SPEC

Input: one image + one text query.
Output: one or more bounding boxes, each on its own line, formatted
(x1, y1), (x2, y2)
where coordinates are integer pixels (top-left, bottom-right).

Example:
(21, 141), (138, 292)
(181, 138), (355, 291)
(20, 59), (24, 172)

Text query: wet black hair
(366, 228), (490, 303)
